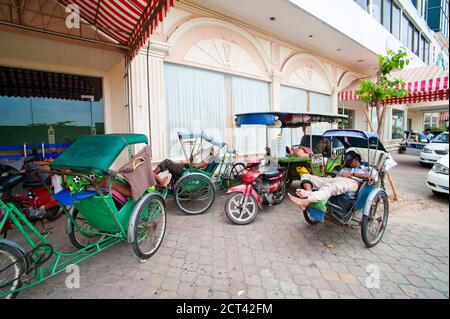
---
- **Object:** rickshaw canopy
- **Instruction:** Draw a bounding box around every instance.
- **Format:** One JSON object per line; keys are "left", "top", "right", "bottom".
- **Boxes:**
{"left": 322, "top": 130, "right": 387, "bottom": 152}
{"left": 178, "top": 131, "right": 226, "bottom": 149}
{"left": 51, "top": 134, "right": 148, "bottom": 172}
{"left": 235, "top": 112, "right": 348, "bottom": 128}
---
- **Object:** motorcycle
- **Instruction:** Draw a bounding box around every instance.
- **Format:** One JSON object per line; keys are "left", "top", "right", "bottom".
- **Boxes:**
{"left": 0, "top": 158, "right": 64, "bottom": 235}
{"left": 224, "top": 161, "right": 286, "bottom": 225}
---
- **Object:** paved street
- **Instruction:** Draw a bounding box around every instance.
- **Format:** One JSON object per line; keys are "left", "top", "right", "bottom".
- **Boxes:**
{"left": 16, "top": 153, "right": 449, "bottom": 299}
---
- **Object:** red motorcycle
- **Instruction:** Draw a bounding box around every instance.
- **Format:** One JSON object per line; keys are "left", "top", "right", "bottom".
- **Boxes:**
{"left": 0, "top": 159, "right": 63, "bottom": 237}
{"left": 224, "top": 161, "right": 286, "bottom": 225}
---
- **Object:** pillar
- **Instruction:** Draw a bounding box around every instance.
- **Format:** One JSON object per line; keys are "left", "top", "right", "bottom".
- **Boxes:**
{"left": 129, "top": 40, "right": 170, "bottom": 161}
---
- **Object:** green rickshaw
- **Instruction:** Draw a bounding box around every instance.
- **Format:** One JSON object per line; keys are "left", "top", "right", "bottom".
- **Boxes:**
{"left": 173, "top": 131, "right": 246, "bottom": 215}
{"left": 0, "top": 134, "right": 167, "bottom": 299}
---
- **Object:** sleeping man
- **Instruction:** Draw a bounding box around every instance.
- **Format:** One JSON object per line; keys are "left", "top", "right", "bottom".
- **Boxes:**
{"left": 288, "top": 151, "right": 378, "bottom": 211}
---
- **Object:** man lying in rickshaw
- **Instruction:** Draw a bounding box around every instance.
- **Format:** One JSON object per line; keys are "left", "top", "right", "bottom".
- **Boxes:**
{"left": 288, "top": 150, "right": 377, "bottom": 211}
{"left": 153, "top": 146, "right": 219, "bottom": 184}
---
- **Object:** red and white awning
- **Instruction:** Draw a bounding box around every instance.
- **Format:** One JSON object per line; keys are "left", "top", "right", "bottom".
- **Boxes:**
{"left": 58, "top": 0, "right": 174, "bottom": 57}
{"left": 339, "top": 65, "right": 449, "bottom": 106}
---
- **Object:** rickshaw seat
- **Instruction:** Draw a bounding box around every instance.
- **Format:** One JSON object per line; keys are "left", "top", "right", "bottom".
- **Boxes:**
{"left": 54, "top": 188, "right": 97, "bottom": 206}
{"left": 261, "top": 168, "right": 282, "bottom": 178}
{"left": 343, "top": 191, "right": 358, "bottom": 200}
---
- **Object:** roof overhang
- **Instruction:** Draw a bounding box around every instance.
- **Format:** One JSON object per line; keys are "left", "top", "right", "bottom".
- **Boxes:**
{"left": 339, "top": 65, "right": 449, "bottom": 106}
{"left": 0, "top": 0, "right": 174, "bottom": 57}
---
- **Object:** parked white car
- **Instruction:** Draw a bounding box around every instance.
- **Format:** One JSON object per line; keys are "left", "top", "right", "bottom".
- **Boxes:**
{"left": 427, "top": 154, "right": 449, "bottom": 195}
{"left": 420, "top": 132, "right": 449, "bottom": 166}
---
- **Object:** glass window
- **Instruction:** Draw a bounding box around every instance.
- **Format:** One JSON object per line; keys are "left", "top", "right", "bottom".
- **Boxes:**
{"left": 310, "top": 92, "right": 332, "bottom": 134}
{"left": 338, "top": 108, "right": 355, "bottom": 129}
{"left": 401, "top": 14, "right": 409, "bottom": 46}
{"left": 419, "top": 35, "right": 425, "bottom": 61}
{"left": 392, "top": 2, "right": 401, "bottom": 39}
{"left": 372, "top": 0, "right": 382, "bottom": 23}
{"left": 280, "top": 86, "right": 307, "bottom": 147}
{"left": 383, "top": 0, "right": 392, "bottom": 31}
{"left": 413, "top": 28, "right": 420, "bottom": 55}
{"left": 164, "top": 63, "right": 227, "bottom": 159}
{"left": 407, "top": 22, "right": 414, "bottom": 51}
{"left": 355, "top": 0, "right": 369, "bottom": 11}
{"left": 424, "top": 41, "right": 430, "bottom": 63}
{"left": 231, "top": 76, "right": 270, "bottom": 155}
{"left": 411, "top": 0, "right": 418, "bottom": 8}
{"left": 392, "top": 109, "right": 405, "bottom": 140}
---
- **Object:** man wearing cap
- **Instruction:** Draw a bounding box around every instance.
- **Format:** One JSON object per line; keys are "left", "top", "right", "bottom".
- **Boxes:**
{"left": 288, "top": 151, "right": 378, "bottom": 211}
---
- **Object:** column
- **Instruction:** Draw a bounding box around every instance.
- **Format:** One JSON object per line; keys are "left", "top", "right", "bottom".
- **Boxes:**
{"left": 270, "top": 70, "right": 282, "bottom": 111}
{"left": 129, "top": 40, "right": 170, "bottom": 161}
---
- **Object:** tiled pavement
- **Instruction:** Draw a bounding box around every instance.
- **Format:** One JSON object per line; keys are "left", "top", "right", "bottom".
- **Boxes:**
{"left": 17, "top": 154, "right": 449, "bottom": 299}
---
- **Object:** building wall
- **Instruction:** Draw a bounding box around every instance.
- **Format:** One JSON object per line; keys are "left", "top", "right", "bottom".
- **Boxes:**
{"left": 129, "top": 5, "right": 367, "bottom": 160}
{"left": 0, "top": 30, "right": 128, "bottom": 135}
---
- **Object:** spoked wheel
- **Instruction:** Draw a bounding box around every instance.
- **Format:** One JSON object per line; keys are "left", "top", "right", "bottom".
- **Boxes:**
{"left": 228, "top": 163, "right": 246, "bottom": 188}
{"left": 361, "top": 190, "right": 389, "bottom": 248}
{"left": 303, "top": 209, "right": 320, "bottom": 225}
{"left": 174, "top": 173, "right": 215, "bottom": 215}
{"left": 0, "top": 243, "right": 26, "bottom": 299}
{"left": 45, "top": 206, "right": 65, "bottom": 222}
{"left": 131, "top": 194, "right": 166, "bottom": 260}
{"left": 67, "top": 207, "right": 105, "bottom": 249}
{"left": 225, "top": 192, "right": 259, "bottom": 225}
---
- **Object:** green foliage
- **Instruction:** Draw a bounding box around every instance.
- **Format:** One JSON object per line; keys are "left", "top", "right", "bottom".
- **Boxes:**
{"left": 357, "top": 48, "right": 410, "bottom": 104}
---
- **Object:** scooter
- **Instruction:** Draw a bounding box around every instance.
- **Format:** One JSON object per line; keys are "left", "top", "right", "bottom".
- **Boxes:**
{"left": 224, "top": 162, "right": 286, "bottom": 225}
{"left": 0, "top": 158, "right": 64, "bottom": 234}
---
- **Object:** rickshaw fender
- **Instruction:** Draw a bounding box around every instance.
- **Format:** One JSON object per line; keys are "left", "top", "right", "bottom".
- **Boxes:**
{"left": 65, "top": 206, "right": 76, "bottom": 235}
{"left": 362, "top": 188, "right": 387, "bottom": 217}
{"left": 127, "top": 192, "right": 166, "bottom": 244}
{"left": 0, "top": 238, "right": 29, "bottom": 271}
{"left": 226, "top": 185, "right": 263, "bottom": 208}
{"left": 0, "top": 239, "right": 27, "bottom": 256}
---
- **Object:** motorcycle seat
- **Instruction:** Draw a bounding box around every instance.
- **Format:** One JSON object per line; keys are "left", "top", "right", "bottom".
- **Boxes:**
{"left": 261, "top": 168, "right": 282, "bottom": 179}
{"left": 0, "top": 175, "right": 23, "bottom": 193}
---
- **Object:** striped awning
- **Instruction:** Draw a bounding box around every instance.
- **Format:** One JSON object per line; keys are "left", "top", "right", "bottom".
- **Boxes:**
{"left": 58, "top": 0, "right": 174, "bottom": 57}
{"left": 339, "top": 65, "right": 449, "bottom": 106}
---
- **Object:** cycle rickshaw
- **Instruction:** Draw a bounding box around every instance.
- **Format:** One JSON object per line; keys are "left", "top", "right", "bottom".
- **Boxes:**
{"left": 173, "top": 131, "right": 246, "bottom": 215}
{"left": 0, "top": 134, "right": 167, "bottom": 299}
{"left": 234, "top": 112, "right": 348, "bottom": 186}
{"left": 302, "top": 129, "right": 393, "bottom": 248}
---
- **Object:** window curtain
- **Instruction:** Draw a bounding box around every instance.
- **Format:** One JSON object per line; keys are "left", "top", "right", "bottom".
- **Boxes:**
{"left": 310, "top": 92, "right": 333, "bottom": 134}
{"left": 231, "top": 76, "right": 270, "bottom": 155}
{"left": 164, "top": 63, "right": 226, "bottom": 159}
{"left": 280, "top": 85, "right": 307, "bottom": 147}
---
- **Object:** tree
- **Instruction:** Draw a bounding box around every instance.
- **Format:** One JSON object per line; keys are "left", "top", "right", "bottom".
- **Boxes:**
{"left": 357, "top": 48, "right": 409, "bottom": 139}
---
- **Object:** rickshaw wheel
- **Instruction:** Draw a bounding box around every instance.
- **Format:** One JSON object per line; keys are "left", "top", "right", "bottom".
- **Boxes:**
{"left": 174, "top": 173, "right": 215, "bottom": 215}
{"left": 67, "top": 208, "right": 105, "bottom": 249}
{"left": 0, "top": 243, "right": 26, "bottom": 299}
{"left": 45, "top": 206, "right": 64, "bottom": 222}
{"left": 224, "top": 192, "right": 259, "bottom": 225}
{"left": 303, "top": 210, "right": 320, "bottom": 225}
{"left": 361, "top": 190, "right": 389, "bottom": 248}
{"left": 132, "top": 194, "right": 166, "bottom": 260}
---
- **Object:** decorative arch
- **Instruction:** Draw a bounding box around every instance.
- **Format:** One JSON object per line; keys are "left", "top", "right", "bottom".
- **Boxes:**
{"left": 337, "top": 70, "right": 363, "bottom": 91}
{"left": 281, "top": 53, "right": 333, "bottom": 94}
{"left": 165, "top": 17, "right": 271, "bottom": 80}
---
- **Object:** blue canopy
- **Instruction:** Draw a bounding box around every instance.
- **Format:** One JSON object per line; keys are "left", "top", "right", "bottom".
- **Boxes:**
{"left": 235, "top": 112, "right": 347, "bottom": 128}
{"left": 323, "top": 130, "right": 386, "bottom": 152}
